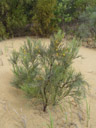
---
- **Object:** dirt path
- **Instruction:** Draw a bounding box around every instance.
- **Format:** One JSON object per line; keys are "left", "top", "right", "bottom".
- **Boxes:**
{"left": 0, "top": 38, "right": 96, "bottom": 128}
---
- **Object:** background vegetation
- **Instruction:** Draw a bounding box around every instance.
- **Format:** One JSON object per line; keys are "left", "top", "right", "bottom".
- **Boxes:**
{"left": 0, "top": 0, "right": 96, "bottom": 39}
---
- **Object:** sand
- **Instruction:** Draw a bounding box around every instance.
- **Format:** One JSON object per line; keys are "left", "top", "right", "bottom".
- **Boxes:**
{"left": 0, "top": 38, "right": 96, "bottom": 128}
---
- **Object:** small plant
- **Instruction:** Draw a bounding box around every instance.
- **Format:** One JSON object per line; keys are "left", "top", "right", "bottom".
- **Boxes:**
{"left": 47, "top": 110, "right": 54, "bottom": 128}
{"left": 59, "top": 104, "right": 68, "bottom": 124}
{"left": 10, "top": 31, "right": 86, "bottom": 112}
{"left": 86, "top": 100, "right": 90, "bottom": 127}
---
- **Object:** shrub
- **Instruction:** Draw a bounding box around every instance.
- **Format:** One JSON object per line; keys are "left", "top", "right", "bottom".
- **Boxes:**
{"left": 31, "top": 0, "right": 58, "bottom": 36}
{"left": 55, "top": 0, "right": 74, "bottom": 24}
{"left": 10, "top": 31, "right": 86, "bottom": 112}
{"left": 0, "top": 0, "right": 34, "bottom": 37}
{"left": 55, "top": 0, "right": 88, "bottom": 25}
{"left": 5, "top": 1, "right": 28, "bottom": 36}
{"left": 0, "top": 0, "right": 96, "bottom": 38}
{"left": 0, "top": 22, "right": 7, "bottom": 40}
{"left": 78, "top": 6, "right": 96, "bottom": 40}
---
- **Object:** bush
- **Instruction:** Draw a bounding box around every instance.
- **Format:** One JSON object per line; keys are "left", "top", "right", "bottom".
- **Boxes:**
{"left": 0, "top": 0, "right": 35, "bottom": 38}
{"left": 10, "top": 31, "right": 86, "bottom": 112}
{"left": 31, "top": 0, "right": 58, "bottom": 36}
{"left": 78, "top": 6, "right": 96, "bottom": 40}
{"left": 55, "top": 0, "right": 88, "bottom": 25}
{"left": 0, "top": 21, "right": 7, "bottom": 40}
{"left": 0, "top": 0, "right": 96, "bottom": 38}
{"left": 55, "top": 0, "right": 74, "bottom": 24}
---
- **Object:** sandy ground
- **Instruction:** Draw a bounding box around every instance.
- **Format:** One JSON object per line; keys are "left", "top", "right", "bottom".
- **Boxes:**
{"left": 0, "top": 38, "right": 96, "bottom": 128}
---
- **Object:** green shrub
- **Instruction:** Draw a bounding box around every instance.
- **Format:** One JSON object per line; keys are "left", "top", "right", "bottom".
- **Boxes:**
{"left": 55, "top": 0, "right": 88, "bottom": 25}
{"left": 55, "top": 0, "right": 74, "bottom": 24}
{"left": 0, "top": 0, "right": 96, "bottom": 38}
{"left": 31, "top": 0, "right": 58, "bottom": 36}
{"left": 78, "top": 6, "right": 96, "bottom": 39}
{"left": 6, "top": 7, "right": 27, "bottom": 36}
{"left": 10, "top": 31, "right": 86, "bottom": 112}
{"left": 0, "top": 21, "right": 7, "bottom": 40}
{"left": 0, "top": 0, "right": 34, "bottom": 37}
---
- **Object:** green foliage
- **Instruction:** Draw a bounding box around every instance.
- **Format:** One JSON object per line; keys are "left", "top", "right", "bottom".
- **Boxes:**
{"left": 6, "top": 6, "right": 27, "bottom": 36}
{"left": 55, "top": 0, "right": 88, "bottom": 24}
{"left": 31, "top": 0, "right": 57, "bottom": 36}
{"left": 78, "top": 6, "right": 96, "bottom": 39}
{"left": 0, "top": 21, "right": 7, "bottom": 40}
{"left": 10, "top": 31, "right": 86, "bottom": 112}
{"left": 0, "top": 0, "right": 96, "bottom": 38}
{"left": 55, "top": 0, "right": 74, "bottom": 23}
{"left": 0, "top": 0, "right": 34, "bottom": 37}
